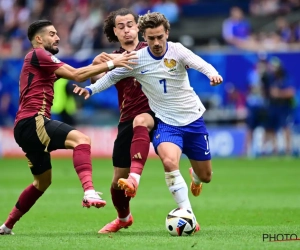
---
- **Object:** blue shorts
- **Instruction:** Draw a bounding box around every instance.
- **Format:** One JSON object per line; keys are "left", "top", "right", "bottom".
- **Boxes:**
{"left": 152, "top": 117, "right": 211, "bottom": 161}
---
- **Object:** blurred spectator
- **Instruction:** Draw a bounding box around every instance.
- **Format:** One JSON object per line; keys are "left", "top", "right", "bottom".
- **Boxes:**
{"left": 152, "top": 0, "right": 179, "bottom": 24}
{"left": 245, "top": 57, "right": 270, "bottom": 157}
{"left": 250, "top": 0, "right": 280, "bottom": 16}
{"left": 264, "top": 57, "right": 295, "bottom": 155}
{"left": 222, "top": 6, "right": 251, "bottom": 47}
{"left": 275, "top": 16, "right": 293, "bottom": 43}
{"left": 131, "top": 0, "right": 151, "bottom": 15}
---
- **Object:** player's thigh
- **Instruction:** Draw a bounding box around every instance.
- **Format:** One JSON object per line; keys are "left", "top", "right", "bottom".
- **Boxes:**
{"left": 157, "top": 142, "right": 182, "bottom": 172}
{"left": 112, "top": 120, "right": 134, "bottom": 168}
{"left": 26, "top": 151, "right": 52, "bottom": 176}
{"left": 14, "top": 116, "right": 53, "bottom": 175}
{"left": 183, "top": 132, "right": 211, "bottom": 162}
{"left": 41, "top": 117, "right": 77, "bottom": 151}
{"left": 183, "top": 132, "right": 212, "bottom": 182}
{"left": 153, "top": 122, "right": 183, "bottom": 171}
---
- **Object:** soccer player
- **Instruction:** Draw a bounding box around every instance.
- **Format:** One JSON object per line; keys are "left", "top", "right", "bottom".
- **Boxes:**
{"left": 0, "top": 20, "right": 137, "bottom": 235}
{"left": 74, "top": 11, "right": 223, "bottom": 230}
{"left": 90, "top": 8, "right": 156, "bottom": 233}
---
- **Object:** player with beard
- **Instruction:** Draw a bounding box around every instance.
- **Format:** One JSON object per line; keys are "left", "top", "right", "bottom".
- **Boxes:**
{"left": 90, "top": 9, "right": 156, "bottom": 234}
{"left": 0, "top": 20, "right": 137, "bottom": 235}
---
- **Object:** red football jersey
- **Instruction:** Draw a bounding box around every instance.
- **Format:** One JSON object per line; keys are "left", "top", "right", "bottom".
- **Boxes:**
{"left": 14, "top": 48, "right": 65, "bottom": 126}
{"left": 113, "top": 42, "right": 151, "bottom": 122}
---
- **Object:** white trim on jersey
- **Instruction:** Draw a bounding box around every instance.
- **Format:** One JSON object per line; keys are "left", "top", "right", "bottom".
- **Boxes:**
{"left": 88, "top": 42, "right": 219, "bottom": 126}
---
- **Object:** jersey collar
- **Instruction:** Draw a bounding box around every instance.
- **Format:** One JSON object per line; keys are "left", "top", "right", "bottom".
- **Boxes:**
{"left": 147, "top": 42, "right": 168, "bottom": 60}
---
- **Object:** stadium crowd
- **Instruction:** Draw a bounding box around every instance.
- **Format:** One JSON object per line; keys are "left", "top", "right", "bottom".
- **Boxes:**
{"left": 0, "top": 0, "right": 300, "bottom": 58}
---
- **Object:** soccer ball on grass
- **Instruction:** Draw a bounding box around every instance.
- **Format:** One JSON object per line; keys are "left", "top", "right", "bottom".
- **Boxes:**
{"left": 165, "top": 208, "right": 197, "bottom": 236}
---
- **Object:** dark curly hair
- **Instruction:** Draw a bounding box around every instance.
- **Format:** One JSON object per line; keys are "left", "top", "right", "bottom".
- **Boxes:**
{"left": 103, "top": 8, "right": 138, "bottom": 43}
{"left": 27, "top": 20, "right": 53, "bottom": 42}
{"left": 138, "top": 11, "right": 170, "bottom": 35}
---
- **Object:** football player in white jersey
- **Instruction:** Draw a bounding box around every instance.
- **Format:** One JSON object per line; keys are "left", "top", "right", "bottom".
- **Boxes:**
{"left": 74, "top": 11, "right": 222, "bottom": 231}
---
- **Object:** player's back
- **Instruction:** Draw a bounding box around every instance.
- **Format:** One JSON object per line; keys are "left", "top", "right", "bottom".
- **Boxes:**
{"left": 113, "top": 42, "right": 150, "bottom": 122}
{"left": 15, "top": 48, "right": 64, "bottom": 126}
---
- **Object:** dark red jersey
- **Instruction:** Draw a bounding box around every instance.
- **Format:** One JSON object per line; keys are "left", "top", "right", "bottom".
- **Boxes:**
{"left": 14, "top": 48, "right": 65, "bottom": 126}
{"left": 113, "top": 42, "right": 151, "bottom": 122}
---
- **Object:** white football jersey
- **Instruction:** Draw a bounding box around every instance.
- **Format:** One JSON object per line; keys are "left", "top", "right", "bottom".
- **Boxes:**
{"left": 88, "top": 42, "right": 219, "bottom": 126}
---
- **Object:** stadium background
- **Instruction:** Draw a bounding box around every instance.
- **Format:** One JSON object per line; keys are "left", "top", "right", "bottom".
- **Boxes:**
{"left": 0, "top": 1, "right": 300, "bottom": 249}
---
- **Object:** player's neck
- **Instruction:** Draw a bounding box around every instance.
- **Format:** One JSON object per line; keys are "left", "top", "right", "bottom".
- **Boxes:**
{"left": 120, "top": 39, "right": 140, "bottom": 52}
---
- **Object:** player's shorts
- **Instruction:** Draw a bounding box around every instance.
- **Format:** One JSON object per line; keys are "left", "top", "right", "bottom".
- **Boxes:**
{"left": 152, "top": 117, "right": 211, "bottom": 161}
{"left": 112, "top": 110, "right": 156, "bottom": 168}
{"left": 14, "top": 114, "right": 75, "bottom": 175}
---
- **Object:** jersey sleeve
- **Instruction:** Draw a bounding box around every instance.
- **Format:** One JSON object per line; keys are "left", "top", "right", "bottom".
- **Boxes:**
{"left": 175, "top": 42, "right": 219, "bottom": 78}
{"left": 87, "top": 66, "right": 134, "bottom": 95}
{"left": 34, "top": 49, "right": 65, "bottom": 74}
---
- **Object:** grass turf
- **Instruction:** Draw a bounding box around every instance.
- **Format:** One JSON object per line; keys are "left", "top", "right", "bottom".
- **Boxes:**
{"left": 0, "top": 157, "right": 299, "bottom": 250}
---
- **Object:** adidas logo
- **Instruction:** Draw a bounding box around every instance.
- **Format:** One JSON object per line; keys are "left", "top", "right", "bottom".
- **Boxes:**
{"left": 133, "top": 152, "right": 142, "bottom": 159}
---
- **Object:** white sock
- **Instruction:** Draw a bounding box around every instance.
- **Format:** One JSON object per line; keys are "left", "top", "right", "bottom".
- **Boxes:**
{"left": 118, "top": 213, "right": 131, "bottom": 222}
{"left": 129, "top": 173, "right": 141, "bottom": 184}
{"left": 191, "top": 169, "right": 202, "bottom": 185}
{"left": 165, "top": 170, "right": 193, "bottom": 213}
{"left": 84, "top": 189, "right": 96, "bottom": 196}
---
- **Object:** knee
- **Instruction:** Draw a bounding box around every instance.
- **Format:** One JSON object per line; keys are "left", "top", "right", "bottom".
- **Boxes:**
{"left": 77, "top": 134, "right": 91, "bottom": 145}
{"left": 162, "top": 157, "right": 178, "bottom": 172}
{"left": 200, "top": 171, "right": 212, "bottom": 183}
{"left": 133, "top": 115, "right": 147, "bottom": 127}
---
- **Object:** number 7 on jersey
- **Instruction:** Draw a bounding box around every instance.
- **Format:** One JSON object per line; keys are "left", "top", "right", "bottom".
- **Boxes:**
{"left": 159, "top": 79, "right": 167, "bottom": 93}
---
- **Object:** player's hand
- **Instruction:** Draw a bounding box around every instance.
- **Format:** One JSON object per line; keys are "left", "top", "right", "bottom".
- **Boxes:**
{"left": 92, "top": 53, "right": 115, "bottom": 65}
{"left": 113, "top": 51, "right": 138, "bottom": 70}
{"left": 73, "top": 84, "right": 91, "bottom": 100}
{"left": 210, "top": 75, "right": 223, "bottom": 86}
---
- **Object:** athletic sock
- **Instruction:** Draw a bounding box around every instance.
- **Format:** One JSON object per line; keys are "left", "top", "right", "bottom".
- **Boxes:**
{"left": 165, "top": 170, "right": 193, "bottom": 213}
{"left": 5, "top": 184, "right": 44, "bottom": 229}
{"left": 191, "top": 169, "right": 202, "bottom": 185}
{"left": 130, "top": 126, "right": 150, "bottom": 183}
{"left": 73, "top": 144, "right": 94, "bottom": 192}
{"left": 110, "top": 186, "right": 131, "bottom": 219}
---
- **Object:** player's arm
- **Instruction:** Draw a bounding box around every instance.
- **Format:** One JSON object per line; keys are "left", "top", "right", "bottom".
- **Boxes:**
{"left": 90, "top": 53, "right": 120, "bottom": 84}
{"left": 73, "top": 65, "right": 135, "bottom": 100}
{"left": 176, "top": 43, "right": 223, "bottom": 86}
{"left": 54, "top": 52, "right": 137, "bottom": 83}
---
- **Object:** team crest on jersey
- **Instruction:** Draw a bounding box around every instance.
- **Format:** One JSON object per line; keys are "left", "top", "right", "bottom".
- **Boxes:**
{"left": 51, "top": 55, "right": 61, "bottom": 63}
{"left": 164, "top": 58, "right": 177, "bottom": 72}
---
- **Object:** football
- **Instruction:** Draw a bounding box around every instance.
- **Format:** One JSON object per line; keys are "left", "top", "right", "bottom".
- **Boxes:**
{"left": 165, "top": 208, "right": 197, "bottom": 236}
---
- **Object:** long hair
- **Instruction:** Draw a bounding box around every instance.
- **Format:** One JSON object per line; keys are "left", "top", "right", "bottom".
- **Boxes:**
{"left": 27, "top": 20, "right": 52, "bottom": 41}
{"left": 103, "top": 8, "right": 138, "bottom": 43}
{"left": 138, "top": 11, "right": 170, "bottom": 35}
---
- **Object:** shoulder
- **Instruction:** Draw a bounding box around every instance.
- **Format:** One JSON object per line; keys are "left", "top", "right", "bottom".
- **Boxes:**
{"left": 137, "top": 42, "right": 148, "bottom": 50}
{"left": 168, "top": 42, "right": 184, "bottom": 49}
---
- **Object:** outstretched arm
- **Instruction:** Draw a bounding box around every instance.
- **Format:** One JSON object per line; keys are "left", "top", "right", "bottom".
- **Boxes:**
{"left": 176, "top": 43, "right": 223, "bottom": 86}
{"left": 55, "top": 52, "right": 137, "bottom": 83}
{"left": 73, "top": 63, "right": 135, "bottom": 99}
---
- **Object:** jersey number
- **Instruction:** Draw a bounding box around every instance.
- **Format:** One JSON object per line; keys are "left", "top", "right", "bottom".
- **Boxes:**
{"left": 159, "top": 79, "right": 167, "bottom": 93}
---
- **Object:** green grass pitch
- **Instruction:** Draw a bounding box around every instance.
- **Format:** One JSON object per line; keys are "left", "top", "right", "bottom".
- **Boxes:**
{"left": 0, "top": 157, "right": 300, "bottom": 250}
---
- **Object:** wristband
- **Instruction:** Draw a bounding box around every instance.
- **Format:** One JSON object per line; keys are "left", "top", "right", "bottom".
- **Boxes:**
{"left": 106, "top": 60, "right": 114, "bottom": 70}
{"left": 85, "top": 87, "right": 92, "bottom": 95}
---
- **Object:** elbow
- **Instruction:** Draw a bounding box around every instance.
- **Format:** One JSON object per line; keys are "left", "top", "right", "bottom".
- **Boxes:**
{"left": 73, "top": 72, "right": 85, "bottom": 83}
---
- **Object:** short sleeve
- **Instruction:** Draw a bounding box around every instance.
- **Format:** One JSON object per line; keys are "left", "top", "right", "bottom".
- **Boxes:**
{"left": 33, "top": 49, "right": 65, "bottom": 74}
